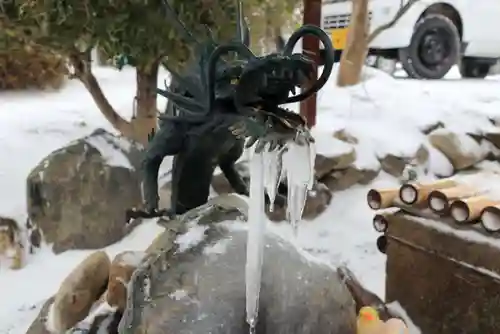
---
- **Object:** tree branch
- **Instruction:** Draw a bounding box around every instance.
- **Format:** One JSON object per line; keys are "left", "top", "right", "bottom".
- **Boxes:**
{"left": 68, "top": 51, "right": 134, "bottom": 139}
{"left": 366, "top": 0, "right": 420, "bottom": 44}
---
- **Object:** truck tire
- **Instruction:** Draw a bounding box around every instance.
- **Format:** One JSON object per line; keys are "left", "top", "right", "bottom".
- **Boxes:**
{"left": 399, "top": 14, "right": 460, "bottom": 79}
{"left": 459, "top": 57, "right": 491, "bottom": 78}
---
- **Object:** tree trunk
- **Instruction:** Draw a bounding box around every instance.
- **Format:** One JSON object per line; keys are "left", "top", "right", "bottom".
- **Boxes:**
{"left": 70, "top": 52, "right": 159, "bottom": 146}
{"left": 131, "top": 62, "right": 160, "bottom": 145}
{"left": 336, "top": 0, "right": 369, "bottom": 87}
{"left": 81, "top": 73, "right": 135, "bottom": 138}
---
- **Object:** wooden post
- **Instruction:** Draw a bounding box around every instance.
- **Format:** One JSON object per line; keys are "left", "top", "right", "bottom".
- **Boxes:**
{"left": 300, "top": 0, "right": 321, "bottom": 128}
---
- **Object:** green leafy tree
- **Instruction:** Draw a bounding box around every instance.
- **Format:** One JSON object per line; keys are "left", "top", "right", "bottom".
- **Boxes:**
{"left": 0, "top": 0, "right": 300, "bottom": 144}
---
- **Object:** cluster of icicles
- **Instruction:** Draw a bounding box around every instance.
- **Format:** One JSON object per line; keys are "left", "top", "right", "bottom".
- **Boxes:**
{"left": 245, "top": 139, "right": 316, "bottom": 332}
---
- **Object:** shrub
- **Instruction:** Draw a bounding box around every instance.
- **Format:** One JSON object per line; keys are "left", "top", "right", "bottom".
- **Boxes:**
{"left": 0, "top": 44, "right": 67, "bottom": 90}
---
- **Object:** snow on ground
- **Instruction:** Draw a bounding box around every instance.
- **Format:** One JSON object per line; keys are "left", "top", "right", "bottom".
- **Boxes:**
{"left": 2, "top": 63, "right": 500, "bottom": 333}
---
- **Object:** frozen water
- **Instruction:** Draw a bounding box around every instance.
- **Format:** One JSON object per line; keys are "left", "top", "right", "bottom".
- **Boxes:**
{"left": 245, "top": 137, "right": 315, "bottom": 331}
{"left": 245, "top": 149, "right": 266, "bottom": 330}
{"left": 282, "top": 140, "right": 316, "bottom": 234}
{"left": 262, "top": 145, "right": 283, "bottom": 212}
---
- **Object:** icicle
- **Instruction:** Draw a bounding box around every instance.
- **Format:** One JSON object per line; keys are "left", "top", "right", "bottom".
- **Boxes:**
{"left": 282, "top": 139, "right": 315, "bottom": 234}
{"left": 245, "top": 147, "right": 267, "bottom": 331}
{"left": 262, "top": 144, "right": 283, "bottom": 212}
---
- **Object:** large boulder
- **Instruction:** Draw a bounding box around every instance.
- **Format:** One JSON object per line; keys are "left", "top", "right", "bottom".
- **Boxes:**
{"left": 119, "top": 196, "right": 357, "bottom": 334}
{"left": 26, "top": 129, "right": 144, "bottom": 253}
{"left": 26, "top": 251, "right": 111, "bottom": 334}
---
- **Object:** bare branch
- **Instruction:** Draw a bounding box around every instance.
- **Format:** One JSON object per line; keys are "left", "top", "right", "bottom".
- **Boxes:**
{"left": 366, "top": 0, "right": 420, "bottom": 44}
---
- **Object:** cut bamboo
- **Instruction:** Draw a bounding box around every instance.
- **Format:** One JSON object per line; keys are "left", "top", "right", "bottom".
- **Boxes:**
{"left": 449, "top": 196, "right": 498, "bottom": 224}
{"left": 367, "top": 188, "right": 399, "bottom": 210}
{"left": 373, "top": 214, "right": 389, "bottom": 232}
{"left": 480, "top": 205, "right": 500, "bottom": 233}
{"left": 399, "top": 179, "right": 457, "bottom": 205}
{"left": 427, "top": 185, "right": 479, "bottom": 215}
{"left": 376, "top": 235, "right": 387, "bottom": 254}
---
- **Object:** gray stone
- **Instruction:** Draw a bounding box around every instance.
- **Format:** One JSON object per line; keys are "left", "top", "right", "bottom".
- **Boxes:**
{"left": 26, "top": 128, "right": 144, "bottom": 253}
{"left": 119, "top": 196, "right": 357, "bottom": 334}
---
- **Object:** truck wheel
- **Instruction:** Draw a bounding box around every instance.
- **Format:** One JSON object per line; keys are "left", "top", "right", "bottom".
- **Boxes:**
{"left": 399, "top": 14, "right": 460, "bottom": 79}
{"left": 459, "top": 58, "right": 491, "bottom": 78}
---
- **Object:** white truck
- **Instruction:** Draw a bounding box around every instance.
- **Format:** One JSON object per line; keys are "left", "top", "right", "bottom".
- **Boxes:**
{"left": 321, "top": 0, "right": 500, "bottom": 79}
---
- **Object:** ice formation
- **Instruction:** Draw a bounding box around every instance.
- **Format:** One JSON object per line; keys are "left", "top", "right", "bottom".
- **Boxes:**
{"left": 245, "top": 137, "right": 316, "bottom": 332}
{"left": 282, "top": 140, "right": 316, "bottom": 233}
{"left": 245, "top": 150, "right": 266, "bottom": 330}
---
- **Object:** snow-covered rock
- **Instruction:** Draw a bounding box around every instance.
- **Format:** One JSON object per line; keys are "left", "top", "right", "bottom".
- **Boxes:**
{"left": 119, "top": 203, "right": 357, "bottom": 334}
{"left": 25, "top": 128, "right": 144, "bottom": 253}
{"left": 428, "top": 129, "right": 491, "bottom": 171}
{"left": 30, "top": 251, "right": 111, "bottom": 333}
{"left": 106, "top": 251, "right": 145, "bottom": 311}
{"left": 0, "top": 216, "right": 24, "bottom": 270}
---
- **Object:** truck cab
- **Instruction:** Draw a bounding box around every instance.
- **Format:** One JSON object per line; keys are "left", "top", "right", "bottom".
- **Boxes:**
{"left": 321, "top": 0, "right": 500, "bottom": 79}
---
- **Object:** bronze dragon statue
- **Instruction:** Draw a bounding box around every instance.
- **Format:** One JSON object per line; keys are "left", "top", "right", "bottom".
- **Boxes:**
{"left": 126, "top": 0, "right": 335, "bottom": 221}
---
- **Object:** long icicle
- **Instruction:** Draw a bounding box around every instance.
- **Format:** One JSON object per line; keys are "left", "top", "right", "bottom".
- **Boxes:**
{"left": 245, "top": 146, "right": 266, "bottom": 331}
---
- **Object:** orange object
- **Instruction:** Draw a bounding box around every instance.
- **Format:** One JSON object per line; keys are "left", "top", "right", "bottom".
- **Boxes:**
{"left": 357, "top": 306, "right": 382, "bottom": 334}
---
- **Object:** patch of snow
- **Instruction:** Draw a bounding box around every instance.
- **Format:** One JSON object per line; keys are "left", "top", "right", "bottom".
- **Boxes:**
{"left": 85, "top": 134, "right": 133, "bottom": 170}
{"left": 426, "top": 144, "right": 454, "bottom": 177}
{"left": 410, "top": 214, "right": 500, "bottom": 249}
{"left": 386, "top": 301, "right": 421, "bottom": 334}
{"left": 450, "top": 204, "right": 469, "bottom": 222}
{"left": 75, "top": 301, "right": 116, "bottom": 330}
{"left": 203, "top": 238, "right": 230, "bottom": 255}
{"left": 481, "top": 211, "right": 500, "bottom": 232}
{"left": 400, "top": 186, "right": 416, "bottom": 204}
{"left": 44, "top": 302, "right": 60, "bottom": 333}
{"left": 169, "top": 289, "right": 189, "bottom": 301}
{"left": 175, "top": 223, "right": 208, "bottom": 253}
{"left": 116, "top": 251, "right": 145, "bottom": 267}
{"left": 310, "top": 128, "right": 353, "bottom": 158}
{"left": 429, "top": 196, "right": 446, "bottom": 212}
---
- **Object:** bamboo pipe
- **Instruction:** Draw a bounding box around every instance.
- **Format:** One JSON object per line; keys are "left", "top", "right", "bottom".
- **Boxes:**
{"left": 449, "top": 196, "right": 498, "bottom": 224}
{"left": 367, "top": 188, "right": 399, "bottom": 210}
{"left": 480, "top": 205, "right": 500, "bottom": 233}
{"left": 399, "top": 179, "right": 456, "bottom": 206}
{"left": 373, "top": 214, "right": 389, "bottom": 232}
{"left": 427, "top": 185, "right": 479, "bottom": 215}
{"left": 376, "top": 235, "right": 387, "bottom": 254}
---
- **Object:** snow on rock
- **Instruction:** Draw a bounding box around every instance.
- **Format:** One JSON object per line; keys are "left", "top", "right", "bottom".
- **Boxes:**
{"left": 386, "top": 301, "right": 422, "bottom": 334}
{"left": 175, "top": 223, "right": 209, "bottom": 253}
{"left": 312, "top": 127, "right": 354, "bottom": 158}
{"left": 424, "top": 142, "right": 454, "bottom": 177}
{"left": 429, "top": 128, "right": 491, "bottom": 170}
{"left": 25, "top": 128, "right": 144, "bottom": 254}
{"left": 84, "top": 129, "right": 138, "bottom": 170}
{"left": 203, "top": 238, "right": 231, "bottom": 255}
{"left": 106, "top": 251, "right": 146, "bottom": 311}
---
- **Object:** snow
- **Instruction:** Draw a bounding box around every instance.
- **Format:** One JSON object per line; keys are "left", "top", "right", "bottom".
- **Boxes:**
{"left": 84, "top": 131, "right": 134, "bottom": 170}
{"left": 3, "top": 62, "right": 500, "bottom": 332}
{"left": 386, "top": 301, "right": 421, "bottom": 334}
{"left": 311, "top": 128, "right": 353, "bottom": 158}
{"left": 116, "top": 251, "right": 145, "bottom": 267}
{"left": 175, "top": 222, "right": 209, "bottom": 253}
{"left": 481, "top": 210, "right": 500, "bottom": 232}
